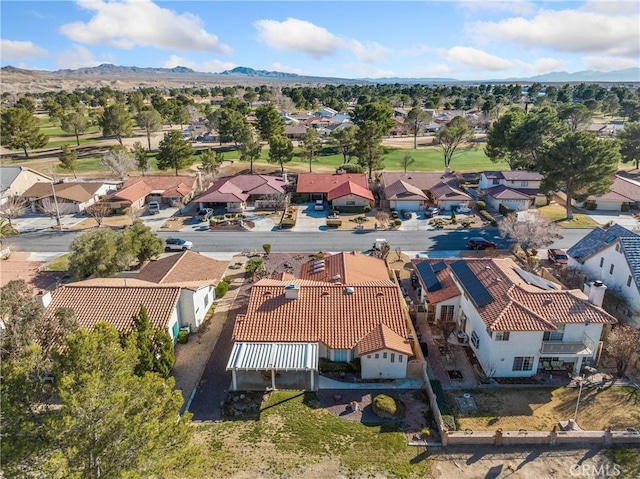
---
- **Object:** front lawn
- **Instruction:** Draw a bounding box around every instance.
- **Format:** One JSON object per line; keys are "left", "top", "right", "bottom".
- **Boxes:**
{"left": 193, "top": 391, "right": 429, "bottom": 478}
{"left": 446, "top": 386, "right": 640, "bottom": 431}
{"left": 537, "top": 203, "right": 600, "bottom": 228}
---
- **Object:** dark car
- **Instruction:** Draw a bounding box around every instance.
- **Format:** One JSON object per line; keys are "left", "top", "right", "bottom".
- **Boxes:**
{"left": 425, "top": 207, "right": 440, "bottom": 218}
{"left": 467, "top": 237, "right": 497, "bottom": 250}
{"left": 195, "top": 208, "right": 213, "bottom": 222}
{"left": 548, "top": 248, "right": 569, "bottom": 265}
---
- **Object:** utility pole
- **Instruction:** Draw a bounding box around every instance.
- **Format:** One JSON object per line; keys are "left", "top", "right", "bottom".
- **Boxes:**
{"left": 50, "top": 181, "right": 61, "bottom": 230}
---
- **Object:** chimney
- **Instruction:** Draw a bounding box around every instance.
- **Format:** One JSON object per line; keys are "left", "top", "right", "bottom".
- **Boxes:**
{"left": 583, "top": 281, "right": 606, "bottom": 307}
{"left": 36, "top": 290, "right": 52, "bottom": 308}
{"left": 284, "top": 283, "right": 300, "bottom": 300}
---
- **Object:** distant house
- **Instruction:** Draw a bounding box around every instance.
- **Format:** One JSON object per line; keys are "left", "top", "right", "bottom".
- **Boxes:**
{"left": 283, "top": 124, "right": 308, "bottom": 139}
{"left": 0, "top": 166, "right": 51, "bottom": 205}
{"left": 412, "top": 257, "right": 616, "bottom": 378}
{"left": 479, "top": 171, "right": 546, "bottom": 209}
{"left": 21, "top": 181, "right": 113, "bottom": 214}
{"left": 296, "top": 172, "right": 370, "bottom": 203}
{"left": 314, "top": 107, "right": 338, "bottom": 118}
{"left": 106, "top": 175, "right": 199, "bottom": 211}
{"left": 581, "top": 175, "right": 640, "bottom": 211}
{"left": 227, "top": 252, "right": 416, "bottom": 391}
{"left": 194, "top": 174, "right": 287, "bottom": 212}
{"left": 136, "top": 250, "right": 229, "bottom": 331}
{"left": 586, "top": 122, "right": 625, "bottom": 137}
{"left": 210, "top": 95, "right": 225, "bottom": 106}
{"left": 567, "top": 224, "right": 640, "bottom": 328}
{"left": 380, "top": 172, "right": 471, "bottom": 211}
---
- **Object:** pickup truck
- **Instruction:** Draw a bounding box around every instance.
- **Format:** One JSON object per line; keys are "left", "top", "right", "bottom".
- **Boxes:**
{"left": 195, "top": 208, "right": 213, "bottom": 222}
{"left": 148, "top": 201, "right": 160, "bottom": 215}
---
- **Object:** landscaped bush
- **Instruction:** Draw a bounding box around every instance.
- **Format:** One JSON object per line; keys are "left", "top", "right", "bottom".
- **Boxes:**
{"left": 177, "top": 330, "right": 189, "bottom": 344}
{"left": 262, "top": 244, "right": 271, "bottom": 255}
{"left": 372, "top": 394, "right": 406, "bottom": 418}
{"left": 476, "top": 200, "right": 486, "bottom": 211}
{"left": 313, "top": 251, "right": 325, "bottom": 259}
{"left": 391, "top": 211, "right": 399, "bottom": 219}
{"left": 215, "top": 281, "right": 229, "bottom": 298}
{"left": 499, "top": 203, "right": 514, "bottom": 216}
{"left": 479, "top": 210, "right": 497, "bottom": 226}
{"left": 333, "top": 205, "right": 368, "bottom": 214}
{"left": 461, "top": 220, "right": 472, "bottom": 228}
{"left": 337, "top": 164, "right": 364, "bottom": 174}
{"left": 585, "top": 202, "right": 598, "bottom": 211}
{"left": 621, "top": 203, "right": 630, "bottom": 212}
{"left": 326, "top": 219, "right": 342, "bottom": 228}
{"left": 318, "top": 358, "right": 355, "bottom": 373}
{"left": 364, "top": 205, "right": 371, "bottom": 213}
{"left": 394, "top": 219, "right": 402, "bottom": 227}
{"left": 289, "top": 193, "right": 307, "bottom": 204}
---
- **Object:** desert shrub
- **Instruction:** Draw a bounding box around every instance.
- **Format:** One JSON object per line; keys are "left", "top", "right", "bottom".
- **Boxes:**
{"left": 621, "top": 203, "right": 630, "bottom": 212}
{"left": 461, "top": 220, "right": 472, "bottom": 228}
{"left": 364, "top": 205, "right": 371, "bottom": 213}
{"left": 391, "top": 211, "right": 399, "bottom": 218}
{"left": 476, "top": 200, "right": 486, "bottom": 211}
{"left": 215, "top": 281, "right": 229, "bottom": 298}
{"left": 372, "top": 394, "right": 406, "bottom": 418}
{"left": 394, "top": 219, "right": 402, "bottom": 226}
{"left": 326, "top": 219, "right": 342, "bottom": 227}
{"left": 318, "top": 358, "right": 355, "bottom": 372}
{"left": 313, "top": 251, "right": 325, "bottom": 259}
{"left": 262, "top": 244, "right": 271, "bottom": 255}
{"left": 177, "top": 330, "right": 189, "bottom": 344}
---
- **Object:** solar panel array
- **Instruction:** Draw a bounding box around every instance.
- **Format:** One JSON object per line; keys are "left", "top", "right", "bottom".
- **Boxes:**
{"left": 450, "top": 261, "right": 494, "bottom": 307}
{"left": 432, "top": 261, "right": 447, "bottom": 273}
{"left": 415, "top": 261, "right": 442, "bottom": 292}
{"left": 513, "top": 267, "right": 558, "bottom": 291}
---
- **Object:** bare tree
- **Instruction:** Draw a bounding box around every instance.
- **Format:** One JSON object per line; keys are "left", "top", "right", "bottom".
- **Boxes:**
{"left": 371, "top": 240, "right": 390, "bottom": 261}
{"left": 39, "top": 198, "right": 72, "bottom": 225}
{"left": 0, "top": 196, "right": 27, "bottom": 227}
{"left": 434, "top": 320, "right": 457, "bottom": 354}
{"left": 86, "top": 200, "right": 111, "bottom": 227}
{"left": 375, "top": 211, "right": 389, "bottom": 229}
{"left": 605, "top": 325, "right": 640, "bottom": 377}
{"left": 101, "top": 146, "right": 135, "bottom": 180}
{"left": 262, "top": 192, "right": 288, "bottom": 213}
{"left": 499, "top": 212, "right": 560, "bottom": 271}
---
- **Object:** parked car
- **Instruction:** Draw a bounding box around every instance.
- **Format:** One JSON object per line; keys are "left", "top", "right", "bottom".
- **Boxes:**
{"left": 456, "top": 204, "right": 472, "bottom": 214}
{"left": 148, "top": 201, "right": 160, "bottom": 215}
{"left": 165, "top": 238, "right": 193, "bottom": 251}
{"left": 314, "top": 200, "right": 325, "bottom": 211}
{"left": 195, "top": 208, "right": 213, "bottom": 222}
{"left": 548, "top": 248, "right": 569, "bottom": 265}
{"left": 425, "top": 207, "right": 440, "bottom": 218}
{"left": 467, "top": 237, "right": 497, "bottom": 250}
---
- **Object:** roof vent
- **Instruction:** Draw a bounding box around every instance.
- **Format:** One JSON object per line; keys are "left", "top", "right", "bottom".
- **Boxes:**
{"left": 544, "top": 297, "right": 553, "bottom": 304}
{"left": 332, "top": 274, "right": 341, "bottom": 280}
{"left": 345, "top": 287, "right": 355, "bottom": 295}
{"left": 284, "top": 284, "right": 300, "bottom": 300}
{"left": 263, "top": 291, "right": 273, "bottom": 297}
{"left": 594, "top": 280, "right": 604, "bottom": 287}
{"left": 321, "top": 291, "right": 330, "bottom": 297}
{"left": 376, "top": 291, "right": 384, "bottom": 297}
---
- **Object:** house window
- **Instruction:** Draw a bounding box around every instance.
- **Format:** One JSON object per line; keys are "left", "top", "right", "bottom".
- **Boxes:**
{"left": 609, "top": 264, "right": 614, "bottom": 275}
{"left": 399, "top": 355, "right": 403, "bottom": 363}
{"left": 520, "top": 181, "right": 529, "bottom": 187}
{"left": 599, "top": 257, "right": 604, "bottom": 268}
{"left": 204, "top": 295, "right": 209, "bottom": 307}
{"left": 470, "top": 331, "right": 480, "bottom": 349}
{"left": 628, "top": 275, "right": 633, "bottom": 287}
{"left": 391, "top": 353, "right": 395, "bottom": 363}
{"left": 615, "top": 244, "right": 621, "bottom": 253}
{"left": 543, "top": 324, "right": 565, "bottom": 342}
{"left": 333, "top": 349, "right": 348, "bottom": 362}
{"left": 512, "top": 356, "right": 534, "bottom": 371}
{"left": 495, "top": 332, "right": 510, "bottom": 341}
{"left": 492, "top": 179, "right": 500, "bottom": 185}
{"left": 375, "top": 353, "right": 379, "bottom": 359}
{"left": 440, "top": 305, "right": 454, "bottom": 321}
{"left": 367, "top": 355, "right": 371, "bottom": 359}
{"left": 383, "top": 352, "right": 388, "bottom": 359}
{"left": 346, "top": 201, "right": 356, "bottom": 206}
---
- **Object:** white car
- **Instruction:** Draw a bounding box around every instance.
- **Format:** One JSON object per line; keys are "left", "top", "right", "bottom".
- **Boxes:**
{"left": 165, "top": 238, "right": 193, "bottom": 251}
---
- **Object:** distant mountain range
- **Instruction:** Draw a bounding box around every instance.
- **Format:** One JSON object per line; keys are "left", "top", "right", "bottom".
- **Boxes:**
{"left": 1, "top": 64, "right": 638, "bottom": 91}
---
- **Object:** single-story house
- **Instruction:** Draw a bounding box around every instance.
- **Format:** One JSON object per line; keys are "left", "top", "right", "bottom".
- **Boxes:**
{"left": 135, "top": 250, "right": 229, "bottom": 331}
{"left": 296, "top": 172, "right": 369, "bottom": 203}
{"left": 327, "top": 181, "right": 374, "bottom": 208}
{"left": 106, "top": 175, "right": 199, "bottom": 211}
{"left": 194, "top": 175, "right": 287, "bottom": 212}
{"left": 380, "top": 172, "right": 472, "bottom": 211}
{"left": 0, "top": 166, "right": 52, "bottom": 205}
{"left": 383, "top": 180, "right": 429, "bottom": 211}
{"left": 412, "top": 257, "right": 617, "bottom": 378}
{"left": 283, "top": 124, "right": 308, "bottom": 139}
{"left": 581, "top": 176, "right": 640, "bottom": 211}
{"left": 21, "top": 181, "right": 113, "bottom": 214}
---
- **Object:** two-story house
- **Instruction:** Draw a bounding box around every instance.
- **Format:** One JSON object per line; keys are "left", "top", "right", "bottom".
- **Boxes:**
{"left": 567, "top": 224, "right": 640, "bottom": 328}
{"left": 412, "top": 257, "right": 617, "bottom": 378}
{"left": 479, "top": 171, "right": 546, "bottom": 211}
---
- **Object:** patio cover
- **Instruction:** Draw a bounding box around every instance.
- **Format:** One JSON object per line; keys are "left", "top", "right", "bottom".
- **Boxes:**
{"left": 226, "top": 342, "right": 319, "bottom": 371}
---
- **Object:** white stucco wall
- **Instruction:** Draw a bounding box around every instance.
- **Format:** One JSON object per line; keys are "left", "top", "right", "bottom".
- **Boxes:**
{"left": 360, "top": 349, "right": 408, "bottom": 379}
{"left": 332, "top": 194, "right": 371, "bottom": 207}
{"left": 177, "top": 285, "right": 215, "bottom": 331}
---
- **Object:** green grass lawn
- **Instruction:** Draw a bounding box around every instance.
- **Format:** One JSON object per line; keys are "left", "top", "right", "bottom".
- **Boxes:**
{"left": 605, "top": 447, "right": 640, "bottom": 479}
{"left": 195, "top": 391, "right": 429, "bottom": 478}
{"left": 41, "top": 254, "right": 70, "bottom": 271}
{"left": 537, "top": 203, "right": 601, "bottom": 228}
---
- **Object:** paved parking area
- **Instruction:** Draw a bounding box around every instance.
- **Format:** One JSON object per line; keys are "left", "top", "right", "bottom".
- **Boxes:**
{"left": 292, "top": 203, "right": 327, "bottom": 232}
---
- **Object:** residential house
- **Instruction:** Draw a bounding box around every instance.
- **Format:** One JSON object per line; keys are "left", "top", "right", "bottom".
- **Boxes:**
{"left": 567, "top": 224, "right": 640, "bottom": 328}
{"left": 412, "top": 257, "right": 617, "bottom": 378}
{"left": 581, "top": 175, "right": 640, "bottom": 211}
{"left": 42, "top": 278, "right": 184, "bottom": 342}
{"left": 314, "top": 107, "right": 338, "bottom": 118}
{"left": 326, "top": 181, "right": 374, "bottom": 208}
{"left": 283, "top": 124, "right": 308, "bottom": 139}
{"left": 21, "top": 181, "right": 113, "bottom": 214}
{"left": 106, "top": 175, "right": 199, "bottom": 211}
{"left": 195, "top": 174, "right": 287, "bottom": 212}
{"left": 227, "top": 252, "right": 416, "bottom": 391}
{"left": 296, "top": 172, "right": 370, "bottom": 204}
{"left": 0, "top": 166, "right": 51, "bottom": 205}
{"left": 479, "top": 171, "right": 546, "bottom": 210}
{"left": 380, "top": 172, "right": 472, "bottom": 211}
{"left": 585, "top": 122, "right": 625, "bottom": 137}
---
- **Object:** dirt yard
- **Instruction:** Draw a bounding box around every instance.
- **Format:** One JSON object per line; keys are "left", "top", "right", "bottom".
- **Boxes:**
{"left": 447, "top": 387, "right": 640, "bottom": 431}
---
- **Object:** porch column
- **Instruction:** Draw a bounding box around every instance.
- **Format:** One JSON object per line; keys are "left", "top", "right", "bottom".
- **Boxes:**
{"left": 271, "top": 369, "right": 276, "bottom": 390}
{"left": 231, "top": 370, "right": 237, "bottom": 391}
{"left": 575, "top": 357, "right": 584, "bottom": 373}
{"left": 310, "top": 370, "right": 314, "bottom": 391}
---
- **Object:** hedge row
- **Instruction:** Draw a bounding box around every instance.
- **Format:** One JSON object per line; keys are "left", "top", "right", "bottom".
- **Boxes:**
{"left": 479, "top": 210, "right": 497, "bottom": 226}
{"left": 326, "top": 219, "right": 342, "bottom": 227}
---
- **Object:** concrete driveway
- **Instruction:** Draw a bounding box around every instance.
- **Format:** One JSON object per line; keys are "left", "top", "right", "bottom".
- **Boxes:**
{"left": 581, "top": 209, "right": 639, "bottom": 229}
{"left": 137, "top": 204, "right": 181, "bottom": 231}
{"left": 293, "top": 203, "right": 327, "bottom": 232}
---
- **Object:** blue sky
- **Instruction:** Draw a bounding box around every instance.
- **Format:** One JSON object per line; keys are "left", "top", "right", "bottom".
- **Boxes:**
{"left": 1, "top": 0, "right": 639, "bottom": 80}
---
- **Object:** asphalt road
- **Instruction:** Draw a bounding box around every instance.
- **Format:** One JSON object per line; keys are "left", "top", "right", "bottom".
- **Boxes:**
{"left": 4, "top": 228, "right": 591, "bottom": 254}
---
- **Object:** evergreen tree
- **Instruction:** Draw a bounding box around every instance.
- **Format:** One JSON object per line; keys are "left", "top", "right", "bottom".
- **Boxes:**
{"left": 156, "top": 130, "right": 195, "bottom": 175}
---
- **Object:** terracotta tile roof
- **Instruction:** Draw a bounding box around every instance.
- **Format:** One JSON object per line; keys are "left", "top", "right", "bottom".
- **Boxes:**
{"left": 107, "top": 181, "right": 153, "bottom": 204}
{"left": 296, "top": 173, "right": 368, "bottom": 194}
{"left": 299, "top": 252, "right": 391, "bottom": 284}
{"left": 136, "top": 251, "right": 229, "bottom": 289}
{"left": 233, "top": 279, "right": 409, "bottom": 350}
{"left": 356, "top": 323, "right": 413, "bottom": 356}
{"left": 161, "top": 183, "right": 193, "bottom": 198}
{"left": 384, "top": 180, "right": 428, "bottom": 201}
{"left": 327, "top": 181, "right": 374, "bottom": 201}
{"left": 48, "top": 278, "right": 181, "bottom": 332}
{"left": 412, "top": 259, "right": 461, "bottom": 303}
{"left": 587, "top": 175, "right": 640, "bottom": 202}
{"left": 195, "top": 175, "right": 286, "bottom": 203}
{"left": 485, "top": 185, "right": 532, "bottom": 200}
{"left": 380, "top": 172, "right": 447, "bottom": 191}
{"left": 271, "top": 271, "right": 296, "bottom": 281}
{"left": 21, "top": 182, "right": 104, "bottom": 203}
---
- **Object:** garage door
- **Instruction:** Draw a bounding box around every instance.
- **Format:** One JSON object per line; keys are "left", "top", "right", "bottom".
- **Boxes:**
{"left": 391, "top": 200, "right": 423, "bottom": 211}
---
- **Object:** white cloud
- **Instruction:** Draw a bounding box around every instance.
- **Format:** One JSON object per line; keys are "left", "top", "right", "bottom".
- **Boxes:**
{"left": 271, "top": 63, "right": 303, "bottom": 75}
{"left": 471, "top": 8, "right": 640, "bottom": 57}
{"left": 254, "top": 17, "right": 389, "bottom": 62}
{"left": 458, "top": 0, "right": 536, "bottom": 16}
{"left": 440, "top": 46, "right": 514, "bottom": 71}
{"left": 408, "top": 64, "right": 455, "bottom": 78}
{"left": 582, "top": 0, "right": 639, "bottom": 15}
{"left": 162, "top": 55, "right": 235, "bottom": 73}
{"left": 529, "top": 57, "right": 567, "bottom": 74}
{"left": 60, "top": 0, "right": 232, "bottom": 54}
{"left": 1, "top": 39, "right": 48, "bottom": 61}
{"left": 55, "top": 44, "right": 101, "bottom": 69}
{"left": 341, "top": 63, "right": 395, "bottom": 78}
{"left": 583, "top": 56, "right": 640, "bottom": 71}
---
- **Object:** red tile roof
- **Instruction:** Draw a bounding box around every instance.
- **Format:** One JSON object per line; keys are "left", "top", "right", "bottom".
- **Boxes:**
{"left": 356, "top": 323, "right": 413, "bottom": 355}
{"left": 48, "top": 278, "right": 181, "bottom": 332}
{"left": 296, "top": 173, "right": 367, "bottom": 194}
{"left": 327, "top": 181, "right": 374, "bottom": 201}
{"left": 136, "top": 251, "right": 228, "bottom": 289}
{"left": 299, "top": 252, "right": 391, "bottom": 284}
{"left": 232, "top": 279, "right": 409, "bottom": 350}
{"left": 195, "top": 175, "right": 286, "bottom": 203}
{"left": 109, "top": 176, "right": 197, "bottom": 204}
